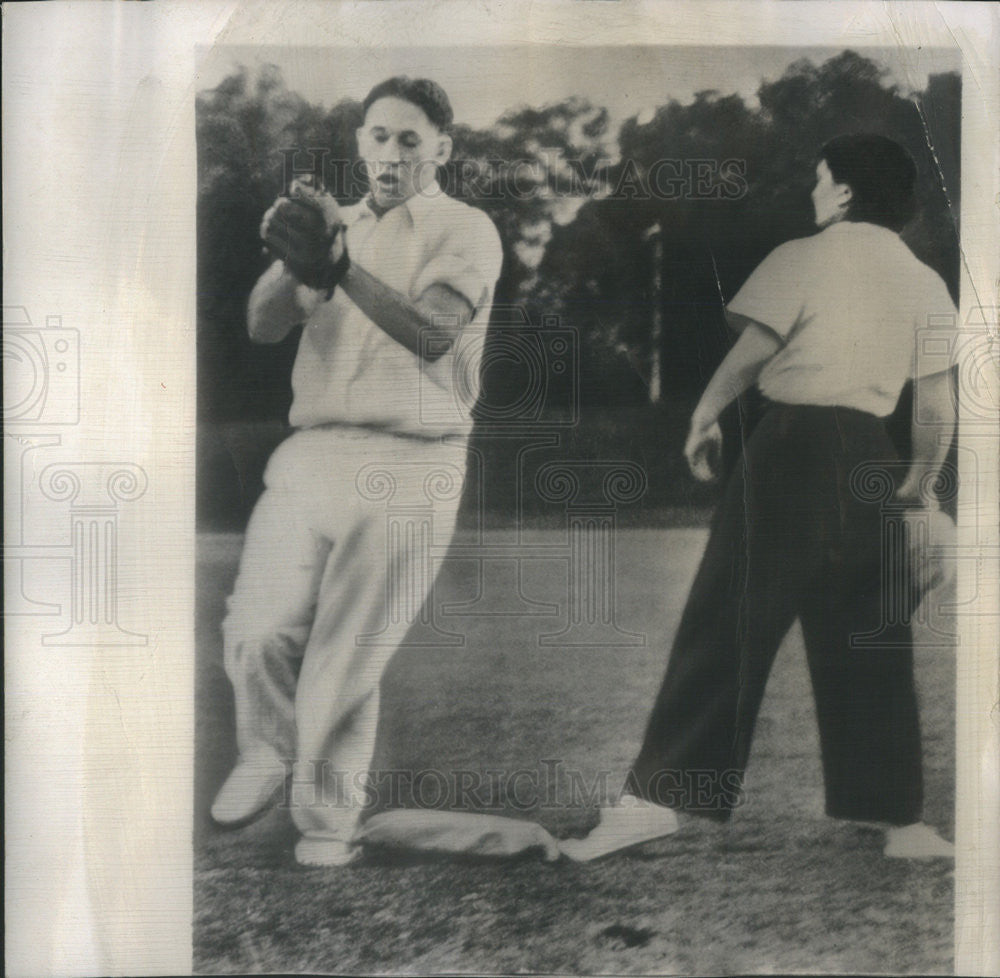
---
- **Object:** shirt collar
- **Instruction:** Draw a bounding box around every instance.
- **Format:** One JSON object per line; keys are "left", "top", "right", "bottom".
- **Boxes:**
{"left": 357, "top": 182, "right": 445, "bottom": 229}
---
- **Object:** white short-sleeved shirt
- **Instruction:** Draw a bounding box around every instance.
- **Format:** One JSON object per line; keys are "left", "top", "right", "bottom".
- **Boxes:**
{"left": 727, "top": 221, "right": 956, "bottom": 417}
{"left": 287, "top": 186, "right": 504, "bottom": 437}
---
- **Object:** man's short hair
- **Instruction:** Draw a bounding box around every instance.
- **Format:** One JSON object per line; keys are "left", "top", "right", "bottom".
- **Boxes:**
{"left": 362, "top": 76, "right": 454, "bottom": 131}
{"left": 819, "top": 133, "right": 918, "bottom": 232}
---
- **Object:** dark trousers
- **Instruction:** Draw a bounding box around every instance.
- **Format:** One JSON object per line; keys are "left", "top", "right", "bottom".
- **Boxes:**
{"left": 629, "top": 403, "right": 923, "bottom": 825}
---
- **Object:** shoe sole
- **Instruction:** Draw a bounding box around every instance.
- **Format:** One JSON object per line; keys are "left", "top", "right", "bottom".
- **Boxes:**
{"left": 209, "top": 776, "right": 287, "bottom": 830}
{"left": 295, "top": 844, "right": 362, "bottom": 868}
{"left": 559, "top": 827, "right": 677, "bottom": 863}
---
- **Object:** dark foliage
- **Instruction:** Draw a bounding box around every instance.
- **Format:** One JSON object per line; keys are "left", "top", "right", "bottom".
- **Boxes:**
{"left": 196, "top": 53, "right": 960, "bottom": 526}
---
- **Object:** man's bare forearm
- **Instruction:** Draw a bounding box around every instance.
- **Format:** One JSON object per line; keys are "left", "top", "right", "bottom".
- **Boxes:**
{"left": 248, "top": 247, "right": 473, "bottom": 361}
{"left": 247, "top": 261, "right": 319, "bottom": 343}
{"left": 692, "top": 319, "right": 783, "bottom": 428}
{"left": 339, "top": 262, "right": 469, "bottom": 362}
{"left": 897, "top": 370, "right": 956, "bottom": 507}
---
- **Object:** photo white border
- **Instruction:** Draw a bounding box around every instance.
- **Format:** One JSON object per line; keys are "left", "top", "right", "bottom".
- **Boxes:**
{"left": 4, "top": 2, "right": 997, "bottom": 975}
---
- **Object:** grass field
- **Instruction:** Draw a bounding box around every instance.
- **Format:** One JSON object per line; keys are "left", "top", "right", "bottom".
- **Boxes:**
{"left": 194, "top": 526, "right": 955, "bottom": 975}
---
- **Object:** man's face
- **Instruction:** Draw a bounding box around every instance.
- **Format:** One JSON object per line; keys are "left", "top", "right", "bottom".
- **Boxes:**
{"left": 357, "top": 96, "right": 452, "bottom": 209}
{"left": 811, "top": 159, "right": 852, "bottom": 228}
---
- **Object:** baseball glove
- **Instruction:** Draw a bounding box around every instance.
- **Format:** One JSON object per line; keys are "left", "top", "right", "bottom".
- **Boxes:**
{"left": 262, "top": 193, "right": 350, "bottom": 295}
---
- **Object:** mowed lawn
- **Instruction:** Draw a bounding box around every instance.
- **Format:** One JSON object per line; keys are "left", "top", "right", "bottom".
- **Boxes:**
{"left": 195, "top": 526, "right": 955, "bottom": 975}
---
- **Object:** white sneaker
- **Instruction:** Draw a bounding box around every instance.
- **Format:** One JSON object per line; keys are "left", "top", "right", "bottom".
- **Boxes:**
{"left": 210, "top": 753, "right": 285, "bottom": 826}
{"left": 295, "top": 836, "right": 361, "bottom": 867}
{"left": 884, "top": 822, "right": 955, "bottom": 859}
{"left": 560, "top": 797, "right": 679, "bottom": 862}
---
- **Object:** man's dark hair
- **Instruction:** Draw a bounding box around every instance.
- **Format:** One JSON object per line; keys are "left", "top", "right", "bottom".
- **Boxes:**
{"left": 362, "top": 76, "right": 454, "bottom": 131}
{"left": 818, "top": 133, "right": 917, "bottom": 232}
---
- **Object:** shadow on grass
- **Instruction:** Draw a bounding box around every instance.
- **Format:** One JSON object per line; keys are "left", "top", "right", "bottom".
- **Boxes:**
{"left": 194, "top": 527, "right": 955, "bottom": 975}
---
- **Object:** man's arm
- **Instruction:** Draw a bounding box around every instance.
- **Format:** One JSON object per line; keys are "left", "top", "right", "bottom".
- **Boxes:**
{"left": 895, "top": 369, "right": 956, "bottom": 508}
{"left": 685, "top": 315, "right": 782, "bottom": 480}
{"left": 338, "top": 261, "right": 474, "bottom": 362}
{"left": 255, "top": 187, "right": 489, "bottom": 359}
{"left": 247, "top": 260, "right": 321, "bottom": 344}
{"left": 248, "top": 234, "right": 475, "bottom": 357}
{"left": 692, "top": 313, "right": 783, "bottom": 428}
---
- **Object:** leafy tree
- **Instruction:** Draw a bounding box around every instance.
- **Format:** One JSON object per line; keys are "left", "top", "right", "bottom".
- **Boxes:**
{"left": 528, "top": 51, "right": 960, "bottom": 403}
{"left": 446, "top": 96, "right": 615, "bottom": 307}
{"left": 196, "top": 52, "right": 960, "bottom": 439}
{"left": 197, "top": 65, "right": 362, "bottom": 421}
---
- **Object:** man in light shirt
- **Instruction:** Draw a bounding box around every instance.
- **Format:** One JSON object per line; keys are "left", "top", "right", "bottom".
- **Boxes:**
{"left": 563, "top": 133, "right": 957, "bottom": 862}
{"left": 210, "top": 76, "right": 504, "bottom": 867}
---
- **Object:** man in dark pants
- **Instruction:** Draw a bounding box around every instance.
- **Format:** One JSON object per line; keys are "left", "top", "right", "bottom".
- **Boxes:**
{"left": 562, "top": 134, "right": 956, "bottom": 861}
{"left": 631, "top": 404, "right": 924, "bottom": 825}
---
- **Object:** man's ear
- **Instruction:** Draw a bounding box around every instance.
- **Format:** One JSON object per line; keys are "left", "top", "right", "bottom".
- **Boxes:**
{"left": 836, "top": 181, "right": 853, "bottom": 212}
{"left": 436, "top": 132, "right": 453, "bottom": 165}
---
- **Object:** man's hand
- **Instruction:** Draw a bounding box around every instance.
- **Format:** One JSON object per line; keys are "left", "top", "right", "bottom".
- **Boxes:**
{"left": 898, "top": 503, "right": 956, "bottom": 602}
{"left": 261, "top": 184, "right": 347, "bottom": 293}
{"left": 685, "top": 417, "right": 723, "bottom": 482}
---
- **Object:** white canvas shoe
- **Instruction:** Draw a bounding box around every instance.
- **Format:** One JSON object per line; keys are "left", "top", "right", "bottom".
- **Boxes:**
{"left": 210, "top": 753, "right": 286, "bottom": 826}
{"left": 884, "top": 822, "right": 955, "bottom": 859}
{"left": 295, "top": 836, "right": 362, "bottom": 867}
{"left": 560, "top": 797, "right": 679, "bottom": 862}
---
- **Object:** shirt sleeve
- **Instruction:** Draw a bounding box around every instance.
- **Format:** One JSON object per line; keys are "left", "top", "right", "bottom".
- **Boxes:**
{"left": 411, "top": 208, "right": 504, "bottom": 311}
{"left": 726, "top": 240, "right": 807, "bottom": 340}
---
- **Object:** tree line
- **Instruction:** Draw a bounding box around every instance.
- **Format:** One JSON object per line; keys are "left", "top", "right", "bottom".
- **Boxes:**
{"left": 197, "top": 51, "right": 960, "bottom": 423}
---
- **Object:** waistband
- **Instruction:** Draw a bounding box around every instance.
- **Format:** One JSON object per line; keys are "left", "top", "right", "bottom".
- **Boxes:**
{"left": 759, "top": 397, "right": 889, "bottom": 424}
{"left": 304, "top": 421, "right": 465, "bottom": 445}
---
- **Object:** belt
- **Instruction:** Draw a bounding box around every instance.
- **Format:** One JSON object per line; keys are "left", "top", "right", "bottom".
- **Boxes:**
{"left": 307, "top": 421, "right": 460, "bottom": 445}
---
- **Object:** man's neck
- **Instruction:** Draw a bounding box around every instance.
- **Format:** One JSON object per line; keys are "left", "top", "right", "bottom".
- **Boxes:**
{"left": 367, "top": 180, "right": 440, "bottom": 219}
{"left": 366, "top": 196, "right": 394, "bottom": 219}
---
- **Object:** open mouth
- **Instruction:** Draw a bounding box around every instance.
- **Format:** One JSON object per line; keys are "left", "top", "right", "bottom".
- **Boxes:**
{"left": 376, "top": 173, "right": 400, "bottom": 191}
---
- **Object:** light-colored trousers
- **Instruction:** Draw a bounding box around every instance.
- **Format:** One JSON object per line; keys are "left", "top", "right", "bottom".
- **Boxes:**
{"left": 222, "top": 426, "right": 465, "bottom": 843}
